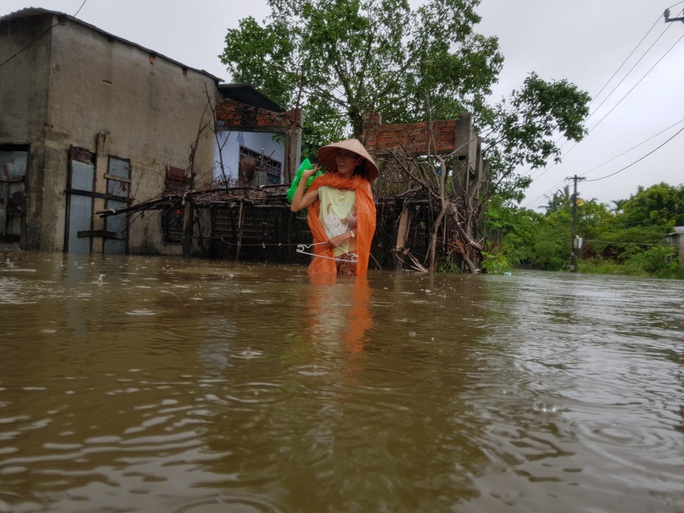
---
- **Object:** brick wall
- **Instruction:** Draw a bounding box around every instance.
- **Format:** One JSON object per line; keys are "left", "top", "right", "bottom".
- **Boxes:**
{"left": 215, "top": 99, "right": 301, "bottom": 133}
{"left": 363, "top": 112, "right": 468, "bottom": 157}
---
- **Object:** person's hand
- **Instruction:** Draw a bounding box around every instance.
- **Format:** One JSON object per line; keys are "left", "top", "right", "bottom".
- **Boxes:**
{"left": 327, "top": 231, "right": 353, "bottom": 248}
{"left": 301, "top": 164, "right": 319, "bottom": 181}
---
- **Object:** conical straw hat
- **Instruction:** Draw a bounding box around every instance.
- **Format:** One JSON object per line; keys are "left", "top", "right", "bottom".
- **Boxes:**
{"left": 317, "top": 139, "right": 379, "bottom": 181}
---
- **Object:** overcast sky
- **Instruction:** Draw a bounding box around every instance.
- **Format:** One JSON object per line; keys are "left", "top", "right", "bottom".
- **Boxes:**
{"left": 2, "top": 0, "right": 683, "bottom": 209}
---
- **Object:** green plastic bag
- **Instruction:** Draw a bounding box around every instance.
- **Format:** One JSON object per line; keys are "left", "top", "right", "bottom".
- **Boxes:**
{"left": 286, "top": 159, "right": 322, "bottom": 203}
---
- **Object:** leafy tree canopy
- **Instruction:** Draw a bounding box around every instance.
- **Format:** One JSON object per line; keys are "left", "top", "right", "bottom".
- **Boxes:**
{"left": 220, "top": 0, "right": 591, "bottom": 199}
{"left": 481, "top": 73, "right": 590, "bottom": 202}
{"left": 221, "top": 0, "right": 501, "bottom": 148}
{"left": 543, "top": 185, "right": 571, "bottom": 213}
{"left": 617, "top": 182, "right": 684, "bottom": 228}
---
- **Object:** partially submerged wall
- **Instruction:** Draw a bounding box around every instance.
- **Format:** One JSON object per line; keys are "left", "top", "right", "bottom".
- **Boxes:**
{"left": 0, "top": 9, "right": 221, "bottom": 254}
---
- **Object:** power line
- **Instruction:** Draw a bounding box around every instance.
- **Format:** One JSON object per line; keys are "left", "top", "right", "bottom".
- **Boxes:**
{"left": 587, "top": 15, "right": 664, "bottom": 111}
{"left": 581, "top": 117, "right": 684, "bottom": 177}
{"left": 527, "top": 10, "right": 670, "bottom": 183}
{"left": 584, "top": 125, "right": 684, "bottom": 183}
{"left": 524, "top": 7, "right": 684, "bottom": 208}
{"left": 523, "top": 119, "right": 684, "bottom": 208}
{"left": 523, "top": 178, "right": 572, "bottom": 211}
{"left": 73, "top": 0, "right": 89, "bottom": 18}
{"left": 587, "top": 31, "right": 684, "bottom": 134}
{"left": 586, "top": 23, "right": 673, "bottom": 125}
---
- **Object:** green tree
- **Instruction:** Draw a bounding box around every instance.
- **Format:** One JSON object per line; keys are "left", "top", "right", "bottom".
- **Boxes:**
{"left": 220, "top": 0, "right": 592, "bottom": 272}
{"left": 480, "top": 74, "right": 590, "bottom": 202}
{"left": 595, "top": 183, "right": 683, "bottom": 259}
{"left": 576, "top": 199, "right": 613, "bottom": 242}
{"left": 619, "top": 182, "right": 684, "bottom": 227}
{"left": 579, "top": 184, "right": 683, "bottom": 278}
{"left": 490, "top": 196, "right": 611, "bottom": 272}
{"left": 544, "top": 185, "right": 571, "bottom": 213}
{"left": 220, "top": 0, "right": 590, "bottom": 184}
{"left": 220, "top": 0, "right": 503, "bottom": 156}
{"left": 485, "top": 196, "right": 541, "bottom": 267}
{"left": 489, "top": 182, "right": 682, "bottom": 277}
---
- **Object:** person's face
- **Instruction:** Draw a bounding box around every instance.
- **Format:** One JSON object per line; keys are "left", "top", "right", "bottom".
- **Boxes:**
{"left": 335, "top": 150, "right": 364, "bottom": 177}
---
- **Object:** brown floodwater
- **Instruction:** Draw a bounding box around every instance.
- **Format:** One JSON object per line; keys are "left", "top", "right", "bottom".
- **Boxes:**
{"left": 1, "top": 251, "right": 683, "bottom": 513}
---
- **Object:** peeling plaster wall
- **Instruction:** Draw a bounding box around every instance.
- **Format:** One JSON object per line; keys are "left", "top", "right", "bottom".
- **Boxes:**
{"left": 0, "top": 14, "right": 53, "bottom": 250}
{"left": 0, "top": 11, "right": 222, "bottom": 254}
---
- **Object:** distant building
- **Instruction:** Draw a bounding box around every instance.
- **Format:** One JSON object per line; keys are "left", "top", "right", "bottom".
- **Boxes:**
{"left": 0, "top": 8, "right": 300, "bottom": 255}
{"left": 215, "top": 84, "right": 301, "bottom": 189}
{"left": 664, "top": 226, "right": 684, "bottom": 268}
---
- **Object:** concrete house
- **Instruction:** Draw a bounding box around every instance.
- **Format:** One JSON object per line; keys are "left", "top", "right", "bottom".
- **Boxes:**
{"left": 664, "top": 226, "right": 684, "bottom": 268}
{"left": 0, "top": 8, "right": 299, "bottom": 256}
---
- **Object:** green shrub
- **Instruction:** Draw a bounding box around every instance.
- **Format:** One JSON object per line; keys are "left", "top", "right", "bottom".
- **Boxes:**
{"left": 626, "top": 246, "right": 682, "bottom": 278}
{"left": 481, "top": 250, "right": 512, "bottom": 274}
{"left": 577, "top": 247, "right": 683, "bottom": 279}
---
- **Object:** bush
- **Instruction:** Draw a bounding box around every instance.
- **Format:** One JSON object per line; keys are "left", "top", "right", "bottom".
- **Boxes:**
{"left": 481, "top": 250, "right": 512, "bottom": 274}
{"left": 577, "top": 258, "right": 645, "bottom": 276}
{"left": 577, "top": 246, "right": 683, "bottom": 279}
{"left": 626, "top": 246, "right": 682, "bottom": 278}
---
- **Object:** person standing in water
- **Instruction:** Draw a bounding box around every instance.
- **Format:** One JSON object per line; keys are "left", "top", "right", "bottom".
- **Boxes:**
{"left": 290, "top": 139, "right": 378, "bottom": 276}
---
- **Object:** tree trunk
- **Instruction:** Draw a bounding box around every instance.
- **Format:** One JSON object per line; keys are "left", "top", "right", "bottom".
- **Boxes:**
{"left": 394, "top": 205, "right": 412, "bottom": 270}
{"left": 428, "top": 204, "right": 447, "bottom": 273}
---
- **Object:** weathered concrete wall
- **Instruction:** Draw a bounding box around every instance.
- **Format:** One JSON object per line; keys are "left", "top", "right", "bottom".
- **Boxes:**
{"left": 665, "top": 228, "right": 684, "bottom": 268}
{"left": 0, "top": 15, "right": 52, "bottom": 141}
{"left": 0, "top": 13, "right": 54, "bottom": 250}
{"left": 1, "top": 10, "right": 222, "bottom": 255}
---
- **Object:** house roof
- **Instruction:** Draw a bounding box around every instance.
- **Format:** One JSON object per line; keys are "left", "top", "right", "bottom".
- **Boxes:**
{"left": 668, "top": 226, "right": 684, "bottom": 236}
{"left": 0, "top": 7, "right": 224, "bottom": 83}
{"left": 219, "top": 84, "right": 284, "bottom": 113}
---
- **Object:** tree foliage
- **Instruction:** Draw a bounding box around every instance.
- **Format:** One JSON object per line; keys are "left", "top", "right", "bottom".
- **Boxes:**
{"left": 479, "top": 74, "right": 590, "bottom": 202}
{"left": 220, "top": 0, "right": 590, "bottom": 190}
{"left": 543, "top": 185, "right": 571, "bottom": 213}
{"left": 221, "top": 0, "right": 505, "bottom": 157}
{"left": 584, "top": 183, "right": 683, "bottom": 276}
{"left": 492, "top": 182, "right": 683, "bottom": 278}
{"left": 618, "top": 182, "right": 684, "bottom": 227}
{"left": 220, "top": 0, "right": 594, "bottom": 272}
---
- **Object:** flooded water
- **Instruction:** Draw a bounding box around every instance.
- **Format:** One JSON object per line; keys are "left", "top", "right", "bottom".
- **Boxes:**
{"left": 1, "top": 251, "right": 683, "bottom": 513}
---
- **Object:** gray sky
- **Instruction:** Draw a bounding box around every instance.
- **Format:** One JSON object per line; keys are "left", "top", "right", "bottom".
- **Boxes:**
{"left": 2, "top": 0, "right": 683, "bottom": 209}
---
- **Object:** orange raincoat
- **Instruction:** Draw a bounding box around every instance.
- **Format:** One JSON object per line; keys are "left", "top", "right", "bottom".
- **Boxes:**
{"left": 305, "top": 173, "right": 376, "bottom": 276}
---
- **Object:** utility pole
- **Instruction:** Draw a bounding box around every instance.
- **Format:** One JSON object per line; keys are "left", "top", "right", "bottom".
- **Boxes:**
{"left": 567, "top": 175, "right": 586, "bottom": 272}
{"left": 664, "top": 8, "right": 684, "bottom": 23}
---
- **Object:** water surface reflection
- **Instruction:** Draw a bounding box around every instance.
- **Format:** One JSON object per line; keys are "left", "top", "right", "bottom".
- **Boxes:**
{"left": 1, "top": 252, "right": 683, "bottom": 512}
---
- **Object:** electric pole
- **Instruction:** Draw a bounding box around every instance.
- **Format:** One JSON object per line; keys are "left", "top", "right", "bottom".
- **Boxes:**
{"left": 664, "top": 8, "right": 684, "bottom": 24}
{"left": 567, "top": 175, "right": 586, "bottom": 272}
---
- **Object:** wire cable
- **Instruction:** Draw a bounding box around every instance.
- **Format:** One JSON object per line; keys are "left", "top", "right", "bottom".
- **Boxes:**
{"left": 522, "top": 177, "right": 572, "bottom": 210}
{"left": 73, "top": 0, "right": 89, "bottom": 18}
{"left": 527, "top": 8, "right": 681, "bottom": 184}
{"left": 586, "top": 23, "right": 674, "bottom": 125}
{"left": 587, "top": 16, "right": 664, "bottom": 112}
{"left": 584, "top": 125, "right": 684, "bottom": 183}
{"left": 588, "top": 31, "right": 684, "bottom": 134}
{"left": 581, "top": 117, "right": 684, "bottom": 177}
{"left": 524, "top": 119, "right": 684, "bottom": 209}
